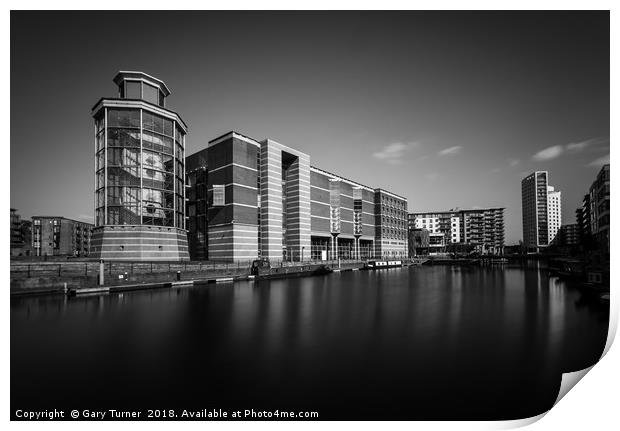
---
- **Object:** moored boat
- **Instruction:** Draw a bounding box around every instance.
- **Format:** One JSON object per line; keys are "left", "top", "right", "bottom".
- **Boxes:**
{"left": 364, "top": 260, "right": 403, "bottom": 270}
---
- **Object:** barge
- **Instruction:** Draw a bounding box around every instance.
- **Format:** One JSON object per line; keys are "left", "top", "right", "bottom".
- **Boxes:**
{"left": 364, "top": 260, "right": 403, "bottom": 270}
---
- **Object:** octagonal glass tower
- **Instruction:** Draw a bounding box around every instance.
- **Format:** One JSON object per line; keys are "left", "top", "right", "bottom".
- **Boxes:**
{"left": 90, "top": 71, "right": 189, "bottom": 261}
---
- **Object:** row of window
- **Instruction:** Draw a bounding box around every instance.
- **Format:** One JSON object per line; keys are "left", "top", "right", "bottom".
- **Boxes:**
{"left": 120, "top": 80, "right": 166, "bottom": 108}
{"left": 96, "top": 207, "right": 184, "bottom": 227}
{"left": 380, "top": 195, "right": 407, "bottom": 210}
{"left": 96, "top": 188, "right": 183, "bottom": 210}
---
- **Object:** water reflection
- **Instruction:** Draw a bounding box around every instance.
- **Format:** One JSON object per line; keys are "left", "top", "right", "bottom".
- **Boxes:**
{"left": 11, "top": 264, "right": 608, "bottom": 420}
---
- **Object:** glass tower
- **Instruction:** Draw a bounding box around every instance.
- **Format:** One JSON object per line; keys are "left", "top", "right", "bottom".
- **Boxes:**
{"left": 91, "top": 71, "right": 189, "bottom": 261}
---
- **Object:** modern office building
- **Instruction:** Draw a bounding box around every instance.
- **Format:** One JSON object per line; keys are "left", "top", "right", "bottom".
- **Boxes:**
{"left": 90, "top": 71, "right": 189, "bottom": 261}
{"left": 310, "top": 167, "right": 378, "bottom": 260}
{"left": 374, "top": 189, "right": 411, "bottom": 258}
{"left": 32, "top": 216, "right": 93, "bottom": 257}
{"left": 408, "top": 207, "right": 505, "bottom": 254}
{"left": 185, "top": 131, "right": 408, "bottom": 262}
{"left": 547, "top": 186, "right": 562, "bottom": 245}
{"left": 521, "top": 171, "right": 550, "bottom": 251}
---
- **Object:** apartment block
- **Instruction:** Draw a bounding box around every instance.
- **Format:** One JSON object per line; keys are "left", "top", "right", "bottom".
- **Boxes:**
{"left": 547, "top": 186, "right": 562, "bottom": 245}
{"left": 521, "top": 171, "right": 550, "bottom": 250}
{"left": 409, "top": 207, "right": 504, "bottom": 254}
{"left": 32, "top": 216, "right": 93, "bottom": 257}
{"left": 589, "top": 164, "right": 610, "bottom": 253}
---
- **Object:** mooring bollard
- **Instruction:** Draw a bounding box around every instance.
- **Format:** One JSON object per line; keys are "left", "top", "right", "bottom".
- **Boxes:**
{"left": 176, "top": 271, "right": 181, "bottom": 281}
{"left": 99, "top": 259, "right": 105, "bottom": 286}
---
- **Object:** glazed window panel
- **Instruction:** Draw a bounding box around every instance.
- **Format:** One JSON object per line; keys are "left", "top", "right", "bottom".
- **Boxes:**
{"left": 96, "top": 189, "right": 105, "bottom": 207}
{"left": 163, "top": 192, "right": 174, "bottom": 209}
{"left": 107, "top": 128, "right": 140, "bottom": 147}
{"left": 108, "top": 109, "right": 140, "bottom": 128}
{"left": 163, "top": 118, "right": 173, "bottom": 137}
{"left": 96, "top": 131, "right": 105, "bottom": 151}
{"left": 142, "top": 130, "right": 173, "bottom": 154}
{"left": 108, "top": 148, "right": 140, "bottom": 167}
{"left": 107, "top": 206, "right": 140, "bottom": 225}
{"left": 95, "top": 115, "right": 104, "bottom": 133}
{"left": 143, "top": 83, "right": 159, "bottom": 105}
{"left": 96, "top": 151, "right": 105, "bottom": 170}
{"left": 95, "top": 208, "right": 105, "bottom": 226}
{"left": 126, "top": 81, "right": 141, "bottom": 99}
{"left": 96, "top": 171, "right": 104, "bottom": 190}
{"left": 107, "top": 186, "right": 141, "bottom": 206}
{"left": 162, "top": 136, "right": 174, "bottom": 154}
{"left": 142, "top": 168, "right": 170, "bottom": 190}
{"left": 142, "top": 150, "right": 165, "bottom": 170}
{"left": 152, "top": 113, "right": 164, "bottom": 134}
{"left": 142, "top": 111, "right": 154, "bottom": 131}
{"left": 107, "top": 166, "right": 140, "bottom": 187}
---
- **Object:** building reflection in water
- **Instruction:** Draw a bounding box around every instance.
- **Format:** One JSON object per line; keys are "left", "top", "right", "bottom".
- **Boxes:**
{"left": 10, "top": 264, "right": 608, "bottom": 420}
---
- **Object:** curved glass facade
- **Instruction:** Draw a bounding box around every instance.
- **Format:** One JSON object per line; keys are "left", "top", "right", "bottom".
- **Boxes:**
{"left": 94, "top": 107, "right": 185, "bottom": 229}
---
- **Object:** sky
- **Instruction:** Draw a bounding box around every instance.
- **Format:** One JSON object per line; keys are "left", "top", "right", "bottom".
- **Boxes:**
{"left": 10, "top": 11, "right": 609, "bottom": 244}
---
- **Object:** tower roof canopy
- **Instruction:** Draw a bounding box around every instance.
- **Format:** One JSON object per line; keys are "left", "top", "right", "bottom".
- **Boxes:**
{"left": 113, "top": 71, "right": 171, "bottom": 97}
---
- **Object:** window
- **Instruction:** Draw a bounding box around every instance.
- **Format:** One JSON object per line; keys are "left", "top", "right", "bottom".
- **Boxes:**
{"left": 126, "top": 81, "right": 141, "bottom": 99}
{"left": 143, "top": 84, "right": 159, "bottom": 105}
{"left": 212, "top": 184, "right": 225, "bottom": 206}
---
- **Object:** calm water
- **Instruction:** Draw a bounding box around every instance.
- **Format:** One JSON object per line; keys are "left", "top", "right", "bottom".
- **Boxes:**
{"left": 11, "top": 263, "right": 608, "bottom": 420}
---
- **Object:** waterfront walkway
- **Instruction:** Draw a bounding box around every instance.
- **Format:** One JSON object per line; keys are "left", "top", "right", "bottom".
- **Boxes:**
{"left": 10, "top": 259, "right": 369, "bottom": 296}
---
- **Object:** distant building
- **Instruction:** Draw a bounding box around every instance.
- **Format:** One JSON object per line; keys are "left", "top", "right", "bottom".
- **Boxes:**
{"left": 428, "top": 232, "right": 446, "bottom": 254}
{"left": 459, "top": 208, "right": 505, "bottom": 254}
{"left": 374, "top": 189, "right": 408, "bottom": 258}
{"left": 521, "top": 171, "right": 548, "bottom": 250}
{"left": 575, "top": 193, "right": 591, "bottom": 242}
{"left": 408, "top": 207, "right": 504, "bottom": 255}
{"left": 408, "top": 212, "right": 461, "bottom": 244}
{"left": 574, "top": 164, "right": 609, "bottom": 254}
{"left": 10, "top": 209, "right": 33, "bottom": 257}
{"left": 32, "top": 216, "right": 93, "bottom": 257}
{"left": 560, "top": 223, "right": 580, "bottom": 246}
{"left": 547, "top": 186, "right": 562, "bottom": 245}
{"left": 10, "top": 208, "right": 22, "bottom": 252}
{"left": 589, "top": 164, "right": 610, "bottom": 254}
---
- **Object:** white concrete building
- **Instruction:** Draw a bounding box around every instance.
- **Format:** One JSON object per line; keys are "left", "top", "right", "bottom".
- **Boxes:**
{"left": 547, "top": 185, "right": 562, "bottom": 245}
